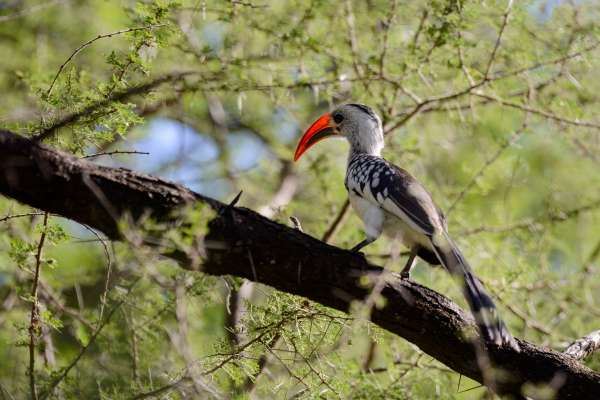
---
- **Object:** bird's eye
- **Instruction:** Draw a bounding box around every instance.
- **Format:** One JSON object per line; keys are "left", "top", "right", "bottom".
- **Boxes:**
{"left": 333, "top": 113, "right": 344, "bottom": 124}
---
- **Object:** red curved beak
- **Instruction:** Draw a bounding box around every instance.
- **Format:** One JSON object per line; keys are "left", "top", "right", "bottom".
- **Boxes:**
{"left": 293, "top": 113, "right": 337, "bottom": 161}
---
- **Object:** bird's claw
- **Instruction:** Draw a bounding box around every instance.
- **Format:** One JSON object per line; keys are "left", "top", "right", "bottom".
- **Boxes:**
{"left": 351, "top": 249, "right": 367, "bottom": 258}
{"left": 400, "top": 272, "right": 410, "bottom": 280}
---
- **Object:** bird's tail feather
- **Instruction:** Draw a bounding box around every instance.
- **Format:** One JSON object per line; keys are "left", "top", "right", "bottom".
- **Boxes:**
{"left": 431, "top": 233, "right": 519, "bottom": 351}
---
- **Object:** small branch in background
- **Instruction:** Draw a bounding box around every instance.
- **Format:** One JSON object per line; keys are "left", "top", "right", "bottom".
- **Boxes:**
{"left": 446, "top": 121, "right": 527, "bottom": 215}
{"left": 0, "top": 212, "right": 47, "bottom": 223}
{"left": 362, "top": 340, "right": 377, "bottom": 372}
{"left": 82, "top": 150, "right": 150, "bottom": 159}
{"left": 239, "top": 332, "right": 281, "bottom": 394}
{"left": 46, "top": 24, "right": 166, "bottom": 97}
{"left": 377, "top": 0, "right": 398, "bottom": 76}
{"left": 75, "top": 224, "right": 112, "bottom": 322}
{"left": 122, "top": 309, "right": 140, "bottom": 386}
{"left": 483, "top": 0, "right": 513, "bottom": 79}
{"left": 473, "top": 92, "right": 600, "bottom": 130}
{"left": 410, "top": 9, "right": 428, "bottom": 50}
{"left": 40, "top": 304, "right": 56, "bottom": 368}
{"left": 257, "top": 161, "right": 298, "bottom": 218}
{"left": 28, "top": 211, "right": 49, "bottom": 400}
{"left": 321, "top": 199, "right": 351, "bottom": 243}
{"left": 171, "top": 280, "right": 218, "bottom": 396}
{"left": 460, "top": 198, "right": 600, "bottom": 236}
{"left": 35, "top": 71, "right": 197, "bottom": 142}
{"left": 230, "top": 0, "right": 268, "bottom": 9}
{"left": 130, "top": 376, "right": 193, "bottom": 400}
{"left": 41, "top": 298, "right": 126, "bottom": 400}
{"left": 564, "top": 330, "right": 600, "bottom": 361}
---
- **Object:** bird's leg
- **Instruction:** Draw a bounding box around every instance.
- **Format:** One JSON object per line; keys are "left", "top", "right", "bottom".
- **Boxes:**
{"left": 400, "top": 248, "right": 417, "bottom": 280}
{"left": 350, "top": 237, "right": 375, "bottom": 253}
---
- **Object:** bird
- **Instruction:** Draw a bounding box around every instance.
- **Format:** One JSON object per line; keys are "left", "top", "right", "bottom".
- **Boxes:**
{"left": 294, "top": 103, "right": 519, "bottom": 350}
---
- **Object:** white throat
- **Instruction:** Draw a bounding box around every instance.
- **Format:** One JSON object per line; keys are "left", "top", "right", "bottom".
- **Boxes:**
{"left": 348, "top": 125, "right": 384, "bottom": 157}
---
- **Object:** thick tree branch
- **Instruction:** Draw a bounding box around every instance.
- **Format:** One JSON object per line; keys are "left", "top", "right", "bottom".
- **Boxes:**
{"left": 1, "top": 129, "right": 599, "bottom": 399}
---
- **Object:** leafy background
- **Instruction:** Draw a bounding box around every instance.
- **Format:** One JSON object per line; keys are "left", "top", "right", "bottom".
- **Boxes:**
{"left": 0, "top": 0, "right": 599, "bottom": 398}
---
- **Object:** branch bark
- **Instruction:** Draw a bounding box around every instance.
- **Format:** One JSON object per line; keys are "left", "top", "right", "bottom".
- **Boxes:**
{"left": 1, "top": 129, "right": 599, "bottom": 399}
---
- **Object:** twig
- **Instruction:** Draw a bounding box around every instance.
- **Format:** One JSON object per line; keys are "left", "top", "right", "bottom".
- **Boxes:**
{"left": 378, "top": 0, "right": 398, "bottom": 76}
{"left": 0, "top": 212, "right": 46, "bottom": 223}
{"left": 460, "top": 199, "right": 600, "bottom": 236}
{"left": 82, "top": 150, "right": 149, "bottom": 159}
{"left": 28, "top": 212, "right": 49, "bottom": 400}
{"left": 130, "top": 376, "right": 192, "bottom": 400}
{"left": 383, "top": 79, "right": 488, "bottom": 136}
{"left": 46, "top": 25, "right": 166, "bottom": 96}
{"left": 78, "top": 224, "right": 112, "bottom": 322}
{"left": 321, "top": 199, "right": 351, "bottom": 243}
{"left": 38, "top": 281, "right": 94, "bottom": 331}
{"left": 384, "top": 40, "right": 600, "bottom": 137}
{"left": 230, "top": 0, "right": 268, "bottom": 8}
{"left": 410, "top": 9, "right": 428, "bottom": 50}
{"left": 239, "top": 332, "right": 281, "bottom": 393}
{"left": 473, "top": 92, "right": 600, "bottom": 130}
{"left": 368, "top": 358, "right": 453, "bottom": 374}
{"left": 35, "top": 71, "right": 196, "bottom": 142}
{"left": 447, "top": 121, "right": 527, "bottom": 215}
{"left": 201, "top": 317, "right": 289, "bottom": 376}
{"left": 484, "top": 0, "right": 513, "bottom": 79}
{"left": 40, "top": 299, "right": 125, "bottom": 400}
{"left": 490, "top": 41, "right": 600, "bottom": 81}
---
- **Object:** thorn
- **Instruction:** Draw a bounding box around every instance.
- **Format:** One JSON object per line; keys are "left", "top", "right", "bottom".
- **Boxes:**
{"left": 290, "top": 216, "right": 303, "bottom": 232}
{"left": 220, "top": 190, "right": 243, "bottom": 216}
{"left": 228, "top": 190, "right": 243, "bottom": 207}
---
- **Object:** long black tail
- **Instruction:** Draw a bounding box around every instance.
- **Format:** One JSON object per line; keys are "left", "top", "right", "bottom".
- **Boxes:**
{"left": 431, "top": 233, "right": 519, "bottom": 350}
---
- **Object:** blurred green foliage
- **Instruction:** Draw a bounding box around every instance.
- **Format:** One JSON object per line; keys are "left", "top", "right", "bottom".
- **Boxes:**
{"left": 1, "top": 0, "right": 599, "bottom": 398}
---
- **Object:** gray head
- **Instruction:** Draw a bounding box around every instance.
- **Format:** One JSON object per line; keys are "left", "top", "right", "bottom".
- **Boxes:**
{"left": 294, "top": 103, "right": 384, "bottom": 161}
{"left": 331, "top": 104, "right": 384, "bottom": 156}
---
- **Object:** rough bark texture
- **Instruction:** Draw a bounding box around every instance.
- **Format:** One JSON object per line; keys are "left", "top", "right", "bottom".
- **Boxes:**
{"left": 1, "top": 129, "right": 599, "bottom": 399}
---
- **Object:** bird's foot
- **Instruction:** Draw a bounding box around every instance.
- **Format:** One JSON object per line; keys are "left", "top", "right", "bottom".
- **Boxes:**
{"left": 400, "top": 271, "right": 411, "bottom": 280}
{"left": 351, "top": 249, "right": 367, "bottom": 260}
{"left": 350, "top": 238, "right": 373, "bottom": 254}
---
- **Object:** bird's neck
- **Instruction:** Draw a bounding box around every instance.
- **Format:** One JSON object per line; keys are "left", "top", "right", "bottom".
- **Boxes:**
{"left": 348, "top": 135, "right": 384, "bottom": 158}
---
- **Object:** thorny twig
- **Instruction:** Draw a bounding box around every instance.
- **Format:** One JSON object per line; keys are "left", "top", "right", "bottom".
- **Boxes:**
{"left": 460, "top": 199, "right": 600, "bottom": 236}
{"left": 0, "top": 212, "right": 47, "bottom": 223}
{"left": 484, "top": 0, "right": 513, "bottom": 79}
{"left": 46, "top": 25, "right": 166, "bottom": 96}
{"left": 40, "top": 288, "right": 135, "bottom": 400}
{"left": 82, "top": 150, "right": 150, "bottom": 159}
{"left": 28, "top": 212, "right": 49, "bottom": 400}
{"left": 321, "top": 199, "right": 351, "bottom": 244}
{"left": 447, "top": 121, "right": 528, "bottom": 215}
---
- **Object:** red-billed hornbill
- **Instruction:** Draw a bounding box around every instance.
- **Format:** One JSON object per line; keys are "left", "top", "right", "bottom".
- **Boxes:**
{"left": 294, "top": 103, "right": 518, "bottom": 350}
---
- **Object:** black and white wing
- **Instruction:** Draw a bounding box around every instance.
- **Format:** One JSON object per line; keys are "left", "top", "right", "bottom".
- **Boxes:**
{"left": 346, "top": 154, "right": 445, "bottom": 236}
